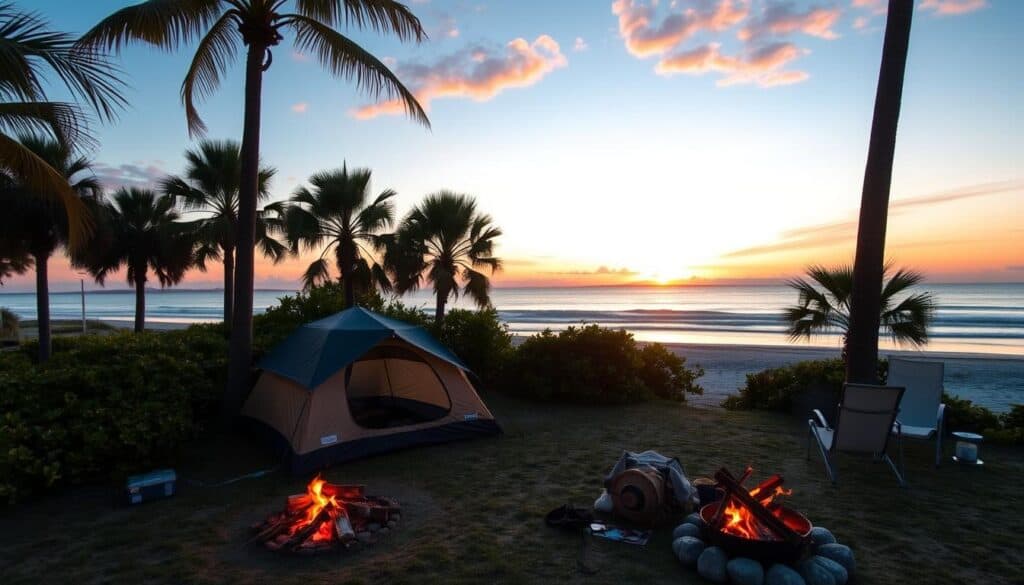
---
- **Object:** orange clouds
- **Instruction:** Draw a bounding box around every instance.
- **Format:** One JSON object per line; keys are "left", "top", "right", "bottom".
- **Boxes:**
{"left": 656, "top": 42, "right": 809, "bottom": 87}
{"left": 919, "top": 0, "right": 987, "bottom": 15}
{"left": 612, "top": 0, "right": 749, "bottom": 57}
{"left": 613, "top": 0, "right": 821, "bottom": 87}
{"left": 738, "top": 5, "right": 841, "bottom": 41}
{"left": 352, "top": 35, "right": 566, "bottom": 120}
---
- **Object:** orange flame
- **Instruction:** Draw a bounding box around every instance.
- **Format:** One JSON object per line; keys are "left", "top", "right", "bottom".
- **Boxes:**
{"left": 719, "top": 481, "right": 793, "bottom": 541}
{"left": 289, "top": 474, "right": 344, "bottom": 542}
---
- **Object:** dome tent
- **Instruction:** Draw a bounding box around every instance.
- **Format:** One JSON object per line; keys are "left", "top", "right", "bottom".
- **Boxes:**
{"left": 242, "top": 307, "right": 500, "bottom": 472}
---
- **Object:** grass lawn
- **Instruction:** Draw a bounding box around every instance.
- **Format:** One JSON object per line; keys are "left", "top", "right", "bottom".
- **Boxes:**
{"left": 1, "top": 391, "right": 1021, "bottom": 584}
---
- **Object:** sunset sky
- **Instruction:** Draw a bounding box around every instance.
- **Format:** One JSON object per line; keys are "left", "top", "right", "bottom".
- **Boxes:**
{"left": 11, "top": 0, "right": 1023, "bottom": 292}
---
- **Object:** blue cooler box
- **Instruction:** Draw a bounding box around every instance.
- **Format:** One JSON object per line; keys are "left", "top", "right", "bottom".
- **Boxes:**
{"left": 125, "top": 469, "right": 176, "bottom": 505}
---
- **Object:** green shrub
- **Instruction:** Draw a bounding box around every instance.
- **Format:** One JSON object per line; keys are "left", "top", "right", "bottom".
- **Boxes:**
{"left": 503, "top": 325, "right": 703, "bottom": 404}
{"left": 722, "top": 358, "right": 847, "bottom": 411}
{"left": 0, "top": 328, "right": 227, "bottom": 503}
{"left": 724, "top": 358, "right": 1022, "bottom": 445}
{"left": 435, "top": 308, "right": 513, "bottom": 386}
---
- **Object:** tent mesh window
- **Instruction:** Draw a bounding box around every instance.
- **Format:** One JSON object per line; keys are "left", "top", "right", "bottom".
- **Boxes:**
{"left": 344, "top": 346, "right": 453, "bottom": 429}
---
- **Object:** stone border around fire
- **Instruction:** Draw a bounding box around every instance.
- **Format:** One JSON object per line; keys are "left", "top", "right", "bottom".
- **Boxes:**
{"left": 672, "top": 513, "right": 856, "bottom": 585}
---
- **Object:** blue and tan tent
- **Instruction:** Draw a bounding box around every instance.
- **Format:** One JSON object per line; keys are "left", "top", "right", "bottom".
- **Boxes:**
{"left": 242, "top": 307, "right": 500, "bottom": 472}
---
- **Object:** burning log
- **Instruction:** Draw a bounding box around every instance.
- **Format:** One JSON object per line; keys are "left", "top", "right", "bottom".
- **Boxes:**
{"left": 712, "top": 467, "right": 798, "bottom": 545}
{"left": 252, "top": 475, "right": 400, "bottom": 555}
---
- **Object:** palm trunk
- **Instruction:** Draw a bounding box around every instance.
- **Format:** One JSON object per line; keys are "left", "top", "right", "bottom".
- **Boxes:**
{"left": 223, "top": 243, "right": 234, "bottom": 324}
{"left": 34, "top": 251, "right": 51, "bottom": 362}
{"left": 134, "top": 272, "right": 146, "bottom": 333}
{"left": 339, "top": 243, "right": 356, "bottom": 308}
{"left": 225, "top": 42, "right": 267, "bottom": 420}
{"left": 846, "top": 0, "right": 914, "bottom": 385}
{"left": 435, "top": 287, "right": 448, "bottom": 326}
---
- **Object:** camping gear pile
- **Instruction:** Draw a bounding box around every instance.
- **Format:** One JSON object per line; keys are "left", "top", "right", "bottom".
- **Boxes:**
{"left": 252, "top": 475, "right": 400, "bottom": 554}
{"left": 242, "top": 307, "right": 500, "bottom": 472}
{"left": 671, "top": 466, "right": 856, "bottom": 585}
{"left": 599, "top": 450, "right": 698, "bottom": 526}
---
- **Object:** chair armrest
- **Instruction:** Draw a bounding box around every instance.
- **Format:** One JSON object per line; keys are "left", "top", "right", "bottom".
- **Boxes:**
{"left": 937, "top": 403, "right": 946, "bottom": 431}
{"left": 810, "top": 409, "right": 830, "bottom": 429}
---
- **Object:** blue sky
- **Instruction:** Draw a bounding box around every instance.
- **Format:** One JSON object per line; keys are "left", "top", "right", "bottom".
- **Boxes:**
{"left": 17, "top": 0, "right": 1024, "bottom": 291}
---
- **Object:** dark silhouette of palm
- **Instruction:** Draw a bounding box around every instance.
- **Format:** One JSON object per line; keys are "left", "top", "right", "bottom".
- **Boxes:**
{"left": 78, "top": 0, "right": 430, "bottom": 416}
{"left": 75, "top": 188, "right": 193, "bottom": 332}
{"left": 275, "top": 165, "right": 394, "bottom": 305}
{"left": 785, "top": 264, "right": 936, "bottom": 354}
{"left": 0, "top": 3, "right": 124, "bottom": 246}
{"left": 388, "top": 192, "right": 501, "bottom": 324}
{"left": 0, "top": 135, "right": 100, "bottom": 360}
{"left": 161, "top": 140, "right": 285, "bottom": 323}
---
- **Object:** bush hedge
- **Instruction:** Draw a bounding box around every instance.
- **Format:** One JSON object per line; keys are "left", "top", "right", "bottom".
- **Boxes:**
{"left": 723, "top": 358, "right": 1023, "bottom": 445}
{"left": 0, "top": 328, "right": 227, "bottom": 503}
{"left": 502, "top": 325, "right": 703, "bottom": 404}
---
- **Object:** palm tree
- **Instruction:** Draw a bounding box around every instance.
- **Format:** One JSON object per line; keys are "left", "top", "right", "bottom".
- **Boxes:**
{"left": 161, "top": 140, "right": 285, "bottom": 323}
{"left": 76, "top": 188, "right": 193, "bottom": 332}
{"left": 389, "top": 192, "right": 502, "bottom": 325}
{"left": 784, "top": 264, "right": 936, "bottom": 358}
{"left": 0, "top": 3, "right": 124, "bottom": 247}
{"left": 78, "top": 0, "right": 430, "bottom": 417}
{"left": 0, "top": 135, "right": 101, "bottom": 361}
{"left": 846, "top": 0, "right": 915, "bottom": 383}
{"left": 277, "top": 165, "right": 395, "bottom": 305}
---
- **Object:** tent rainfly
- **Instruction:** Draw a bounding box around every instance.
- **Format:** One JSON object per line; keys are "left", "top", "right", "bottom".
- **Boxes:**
{"left": 242, "top": 307, "right": 500, "bottom": 472}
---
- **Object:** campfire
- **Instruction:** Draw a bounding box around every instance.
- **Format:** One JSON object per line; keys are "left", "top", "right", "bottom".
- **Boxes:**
{"left": 252, "top": 475, "right": 401, "bottom": 554}
{"left": 698, "top": 467, "right": 811, "bottom": 562}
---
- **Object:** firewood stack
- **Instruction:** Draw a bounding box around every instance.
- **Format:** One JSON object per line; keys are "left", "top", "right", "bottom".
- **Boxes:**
{"left": 251, "top": 475, "right": 401, "bottom": 554}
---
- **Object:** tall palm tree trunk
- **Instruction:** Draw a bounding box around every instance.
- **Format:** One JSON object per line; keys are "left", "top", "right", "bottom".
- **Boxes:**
{"left": 133, "top": 272, "right": 146, "bottom": 333}
{"left": 846, "top": 0, "right": 914, "bottom": 384}
{"left": 223, "top": 243, "right": 234, "bottom": 324}
{"left": 225, "top": 42, "right": 267, "bottom": 419}
{"left": 339, "top": 243, "right": 356, "bottom": 308}
{"left": 33, "top": 251, "right": 51, "bottom": 362}
{"left": 435, "top": 286, "right": 448, "bottom": 326}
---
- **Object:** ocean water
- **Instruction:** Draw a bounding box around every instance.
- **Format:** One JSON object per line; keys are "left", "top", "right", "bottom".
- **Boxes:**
{"left": 1, "top": 283, "right": 1021, "bottom": 355}
{"left": 2, "top": 283, "right": 1021, "bottom": 411}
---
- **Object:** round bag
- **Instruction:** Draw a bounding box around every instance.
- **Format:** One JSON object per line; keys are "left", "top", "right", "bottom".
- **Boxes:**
{"left": 609, "top": 467, "right": 666, "bottom": 525}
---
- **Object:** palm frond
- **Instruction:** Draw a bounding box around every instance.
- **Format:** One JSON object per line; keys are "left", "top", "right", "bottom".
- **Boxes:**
{"left": 295, "top": 0, "right": 427, "bottom": 42}
{"left": 462, "top": 267, "right": 491, "bottom": 308}
{"left": 0, "top": 101, "right": 84, "bottom": 147}
{"left": 301, "top": 257, "right": 332, "bottom": 290}
{"left": 76, "top": 0, "right": 225, "bottom": 54}
{"left": 180, "top": 11, "right": 240, "bottom": 137}
{"left": 287, "top": 14, "right": 429, "bottom": 127}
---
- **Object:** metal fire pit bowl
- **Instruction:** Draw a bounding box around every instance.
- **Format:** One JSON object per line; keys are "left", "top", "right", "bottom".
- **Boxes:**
{"left": 699, "top": 502, "right": 812, "bottom": 564}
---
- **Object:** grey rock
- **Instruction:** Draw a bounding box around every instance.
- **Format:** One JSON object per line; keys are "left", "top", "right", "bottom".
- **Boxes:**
{"left": 809, "top": 556, "right": 848, "bottom": 585}
{"left": 683, "top": 512, "right": 705, "bottom": 528}
{"left": 798, "top": 558, "right": 835, "bottom": 585}
{"left": 673, "top": 522, "right": 703, "bottom": 540}
{"left": 697, "top": 546, "right": 729, "bottom": 583}
{"left": 765, "top": 564, "right": 806, "bottom": 585}
{"left": 674, "top": 536, "right": 705, "bottom": 568}
{"left": 809, "top": 527, "right": 837, "bottom": 548}
{"left": 726, "top": 557, "right": 765, "bottom": 585}
{"left": 816, "top": 544, "right": 855, "bottom": 575}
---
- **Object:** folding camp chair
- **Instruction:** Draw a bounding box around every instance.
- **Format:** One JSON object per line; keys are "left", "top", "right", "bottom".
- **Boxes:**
{"left": 807, "top": 384, "right": 906, "bottom": 487}
{"left": 887, "top": 358, "right": 947, "bottom": 466}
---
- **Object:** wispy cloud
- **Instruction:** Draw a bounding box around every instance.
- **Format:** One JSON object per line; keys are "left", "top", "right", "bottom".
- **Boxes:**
{"left": 656, "top": 41, "right": 809, "bottom": 87}
{"left": 352, "top": 35, "right": 567, "bottom": 120}
{"left": 433, "top": 13, "right": 459, "bottom": 38}
{"left": 852, "top": 0, "right": 986, "bottom": 31}
{"left": 738, "top": 3, "right": 841, "bottom": 42}
{"left": 611, "top": 0, "right": 750, "bottom": 58}
{"left": 291, "top": 50, "right": 309, "bottom": 62}
{"left": 919, "top": 0, "right": 987, "bottom": 15}
{"left": 92, "top": 162, "right": 167, "bottom": 190}
{"left": 573, "top": 37, "right": 589, "bottom": 52}
{"left": 547, "top": 266, "right": 638, "bottom": 276}
{"left": 291, "top": 102, "right": 308, "bottom": 114}
{"left": 723, "top": 180, "right": 1023, "bottom": 258}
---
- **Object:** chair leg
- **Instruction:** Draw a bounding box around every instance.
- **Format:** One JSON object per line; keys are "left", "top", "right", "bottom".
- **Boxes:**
{"left": 935, "top": 430, "right": 943, "bottom": 468}
{"left": 809, "top": 425, "right": 837, "bottom": 485}
{"left": 883, "top": 454, "right": 906, "bottom": 488}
